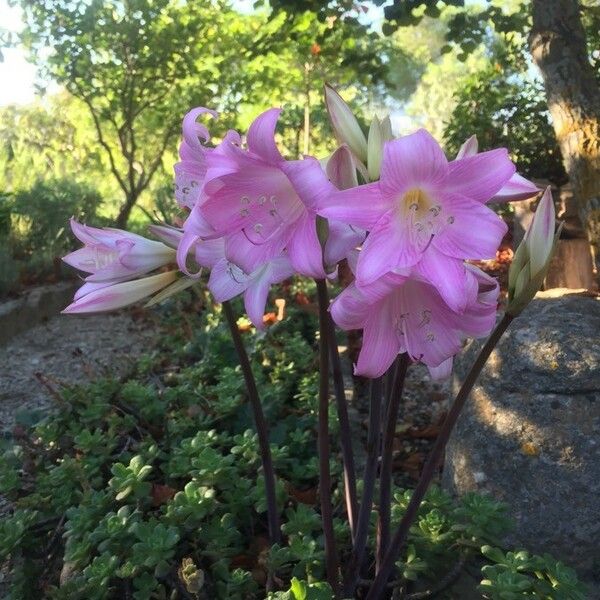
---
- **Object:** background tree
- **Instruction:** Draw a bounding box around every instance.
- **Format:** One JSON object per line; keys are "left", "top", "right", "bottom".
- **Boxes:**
{"left": 15, "top": 0, "right": 258, "bottom": 227}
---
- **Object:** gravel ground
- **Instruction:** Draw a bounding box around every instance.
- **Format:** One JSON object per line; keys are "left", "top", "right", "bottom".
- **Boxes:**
{"left": 0, "top": 310, "right": 157, "bottom": 435}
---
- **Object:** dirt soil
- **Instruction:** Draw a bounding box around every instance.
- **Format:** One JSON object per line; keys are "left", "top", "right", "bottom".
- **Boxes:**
{"left": 0, "top": 310, "right": 156, "bottom": 435}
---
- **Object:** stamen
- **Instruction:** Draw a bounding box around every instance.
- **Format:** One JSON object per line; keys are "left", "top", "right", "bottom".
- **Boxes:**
{"left": 447, "top": 216, "right": 455, "bottom": 224}
{"left": 240, "top": 208, "right": 249, "bottom": 217}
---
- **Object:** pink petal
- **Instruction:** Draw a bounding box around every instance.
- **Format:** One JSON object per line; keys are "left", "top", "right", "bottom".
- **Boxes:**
{"left": 413, "top": 247, "right": 470, "bottom": 313}
{"left": 243, "top": 277, "right": 271, "bottom": 329}
{"left": 324, "top": 219, "right": 365, "bottom": 267}
{"left": 208, "top": 259, "right": 249, "bottom": 302}
{"left": 195, "top": 237, "right": 225, "bottom": 269}
{"left": 287, "top": 211, "right": 326, "bottom": 278}
{"left": 398, "top": 281, "right": 462, "bottom": 367}
{"left": 492, "top": 173, "right": 540, "bottom": 203}
{"left": 432, "top": 193, "right": 508, "bottom": 260}
{"left": 148, "top": 225, "right": 183, "bottom": 249}
{"left": 224, "top": 229, "right": 288, "bottom": 274}
{"left": 330, "top": 283, "right": 372, "bottom": 330}
{"left": 174, "top": 160, "right": 206, "bottom": 209}
{"left": 316, "top": 182, "right": 391, "bottom": 230}
{"left": 177, "top": 232, "right": 202, "bottom": 277}
{"left": 182, "top": 107, "right": 218, "bottom": 150}
{"left": 246, "top": 108, "right": 284, "bottom": 164}
{"left": 355, "top": 302, "right": 400, "bottom": 378}
{"left": 427, "top": 358, "right": 453, "bottom": 380}
{"left": 356, "top": 210, "right": 420, "bottom": 285}
{"left": 445, "top": 149, "right": 515, "bottom": 204}
{"left": 379, "top": 129, "right": 448, "bottom": 196}
{"left": 281, "top": 157, "right": 336, "bottom": 211}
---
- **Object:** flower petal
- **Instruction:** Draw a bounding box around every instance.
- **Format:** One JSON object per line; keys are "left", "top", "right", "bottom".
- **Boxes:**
{"left": 208, "top": 259, "right": 249, "bottom": 302}
{"left": 287, "top": 211, "right": 326, "bottom": 278}
{"left": 356, "top": 210, "right": 420, "bottom": 285}
{"left": 413, "top": 247, "right": 470, "bottom": 313}
{"left": 379, "top": 129, "right": 448, "bottom": 196}
{"left": 246, "top": 108, "right": 284, "bottom": 164}
{"left": 355, "top": 301, "right": 400, "bottom": 378}
{"left": 492, "top": 173, "right": 540, "bottom": 203}
{"left": 326, "top": 144, "right": 358, "bottom": 190}
{"left": 317, "top": 182, "right": 390, "bottom": 230}
{"left": 445, "top": 149, "right": 515, "bottom": 204}
{"left": 432, "top": 193, "right": 508, "bottom": 260}
{"left": 243, "top": 277, "right": 271, "bottom": 329}
{"left": 281, "top": 156, "right": 336, "bottom": 211}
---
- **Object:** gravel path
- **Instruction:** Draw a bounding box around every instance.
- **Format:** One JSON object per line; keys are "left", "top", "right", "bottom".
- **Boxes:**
{"left": 0, "top": 310, "right": 156, "bottom": 434}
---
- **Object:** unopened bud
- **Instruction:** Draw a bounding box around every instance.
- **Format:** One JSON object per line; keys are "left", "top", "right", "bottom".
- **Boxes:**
{"left": 380, "top": 115, "right": 394, "bottom": 141}
{"left": 324, "top": 83, "right": 368, "bottom": 163}
{"left": 507, "top": 187, "right": 562, "bottom": 316}
{"left": 456, "top": 134, "right": 478, "bottom": 159}
{"left": 326, "top": 145, "right": 358, "bottom": 190}
{"left": 367, "top": 115, "right": 383, "bottom": 181}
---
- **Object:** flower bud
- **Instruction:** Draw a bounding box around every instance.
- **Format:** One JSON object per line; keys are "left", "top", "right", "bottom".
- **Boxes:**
{"left": 380, "top": 115, "right": 394, "bottom": 141}
{"left": 326, "top": 144, "right": 358, "bottom": 190}
{"left": 324, "top": 83, "right": 368, "bottom": 163}
{"left": 507, "top": 187, "right": 562, "bottom": 316}
{"left": 367, "top": 115, "right": 383, "bottom": 181}
{"left": 456, "top": 134, "right": 478, "bottom": 159}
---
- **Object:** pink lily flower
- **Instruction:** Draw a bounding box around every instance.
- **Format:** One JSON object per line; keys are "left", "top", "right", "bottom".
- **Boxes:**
{"left": 62, "top": 271, "right": 178, "bottom": 314}
{"left": 62, "top": 219, "right": 176, "bottom": 283}
{"left": 174, "top": 107, "right": 242, "bottom": 210}
{"left": 456, "top": 135, "right": 539, "bottom": 202}
{"left": 188, "top": 108, "right": 336, "bottom": 279}
{"left": 317, "top": 129, "right": 513, "bottom": 290}
{"left": 194, "top": 234, "right": 294, "bottom": 328}
{"left": 330, "top": 263, "right": 499, "bottom": 379}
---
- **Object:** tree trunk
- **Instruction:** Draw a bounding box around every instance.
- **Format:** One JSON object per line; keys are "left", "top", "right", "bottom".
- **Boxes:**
{"left": 529, "top": 0, "right": 600, "bottom": 276}
{"left": 115, "top": 192, "right": 138, "bottom": 229}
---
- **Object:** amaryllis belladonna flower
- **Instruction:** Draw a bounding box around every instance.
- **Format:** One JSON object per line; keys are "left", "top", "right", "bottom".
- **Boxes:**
{"left": 317, "top": 129, "right": 514, "bottom": 291}
{"left": 179, "top": 108, "right": 358, "bottom": 279}
{"left": 331, "top": 263, "right": 499, "bottom": 379}
{"left": 63, "top": 219, "right": 176, "bottom": 283}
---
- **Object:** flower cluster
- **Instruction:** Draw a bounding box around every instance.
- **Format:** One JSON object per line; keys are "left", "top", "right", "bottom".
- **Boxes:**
{"left": 64, "top": 87, "right": 545, "bottom": 379}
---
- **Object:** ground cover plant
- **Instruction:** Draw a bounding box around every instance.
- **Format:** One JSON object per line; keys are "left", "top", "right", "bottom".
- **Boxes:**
{"left": 0, "top": 291, "right": 586, "bottom": 599}
{"left": 0, "top": 85, "right": 585, "bottom": 599}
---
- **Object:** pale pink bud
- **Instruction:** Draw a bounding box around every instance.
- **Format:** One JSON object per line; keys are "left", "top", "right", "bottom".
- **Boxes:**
{"left": 62, "top": 271, "right": 178, "bottom": 314}
{"left": 456, "top": 134, "right": 478, "bottom": 159}
{"left": 324, "top": 84, "right": 368, "bottom": 163}
{"left": 527, "top": 187, "right": 556, "bottom": 277}
{"left": 326, "top": 145, "right": 358, "bottom": 190}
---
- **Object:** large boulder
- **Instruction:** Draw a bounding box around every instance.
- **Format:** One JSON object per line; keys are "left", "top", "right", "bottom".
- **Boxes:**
{"left": 443, "top": 291, "right": 600, "bottom": 589}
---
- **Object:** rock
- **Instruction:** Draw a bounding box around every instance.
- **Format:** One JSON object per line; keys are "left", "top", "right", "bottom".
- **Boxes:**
{"left": 443, "top": 291, "right": 600, "bottom": 590}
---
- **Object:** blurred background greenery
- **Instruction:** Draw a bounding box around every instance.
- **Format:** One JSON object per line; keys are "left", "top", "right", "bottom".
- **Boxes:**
{"left": 0, "top": 0, "right": 598, "bottom": 296}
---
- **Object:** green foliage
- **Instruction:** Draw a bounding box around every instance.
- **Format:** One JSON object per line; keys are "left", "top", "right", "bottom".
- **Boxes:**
{"left": 0, "top": 294, "right": 587, "bottom": 599}
{"left": 443, "top": 68, "right": 567, "bottom": 184}
{"left": 0, "top": 178, "right": 105, "bottom": 294}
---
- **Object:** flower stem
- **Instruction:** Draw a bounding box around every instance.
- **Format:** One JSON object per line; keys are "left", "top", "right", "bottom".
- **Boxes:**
{"left": 366, "top": 314, "right": 514, "bottom": 600}
{"left": 222, "top": 300, "right": 281, "bottom": 546}
{"left": 327, "top": 313, "right": 358, "bottom": 540}
{"left": 315, "top": 279, "right": 340, "bottom": 596}
{"left": 343, "top": 376, "right": 383, "bottom": 596}
{"left": 377, "top": 353, "right": 410, "bottom": 572}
